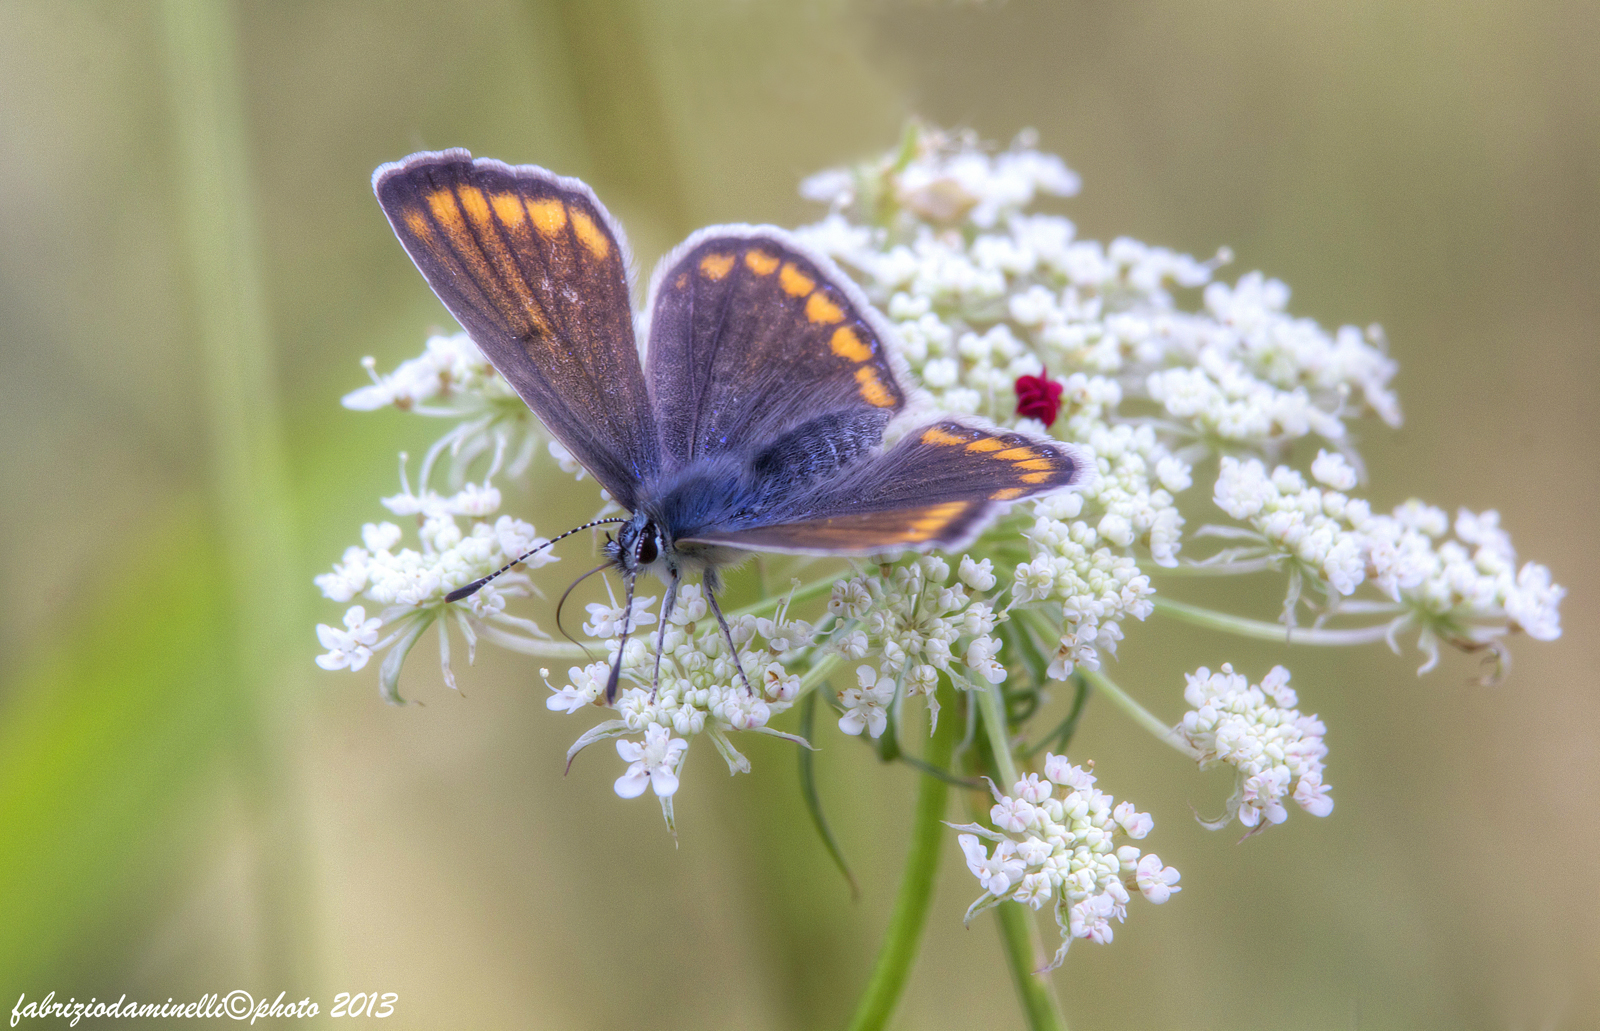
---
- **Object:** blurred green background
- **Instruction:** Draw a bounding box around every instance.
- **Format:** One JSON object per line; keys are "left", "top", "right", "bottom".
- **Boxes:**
{"left": 1, "top": 0, "right": 1595, "bottom": 1027}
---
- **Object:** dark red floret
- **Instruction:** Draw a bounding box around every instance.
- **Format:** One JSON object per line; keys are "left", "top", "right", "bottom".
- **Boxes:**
{"left": 1014, "top": 374, "right": 1064, "bottom": 427}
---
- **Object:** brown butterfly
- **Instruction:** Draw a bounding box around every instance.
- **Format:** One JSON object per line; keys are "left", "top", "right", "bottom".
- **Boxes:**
{"left": 373, "top": 150, "right": 1085, "bottom": 698}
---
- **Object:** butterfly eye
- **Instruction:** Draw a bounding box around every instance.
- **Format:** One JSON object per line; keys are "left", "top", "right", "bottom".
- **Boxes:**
{"left": 636, "top": 531, "right": 659, "bottom": 565}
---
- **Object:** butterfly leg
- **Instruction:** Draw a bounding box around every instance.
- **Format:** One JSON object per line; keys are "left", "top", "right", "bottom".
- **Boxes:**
{"left": 604, "top": 573, "right": 637, "bottom": 704}
{"left": 650, "top": 571, "right": 680, "bottom": 701}
{"left": 703, "top": 574, "right": 754, "bottom": 696}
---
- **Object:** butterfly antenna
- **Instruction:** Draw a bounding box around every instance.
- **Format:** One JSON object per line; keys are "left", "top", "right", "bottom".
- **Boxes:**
{"left": 445, "top": 518, "right": 626, "bottom": 603}
{"left": 604, "top": 573, "right": 636, "bottom": 703}
{"left": 555, "top": 560, "right": 612, "bottom": 660}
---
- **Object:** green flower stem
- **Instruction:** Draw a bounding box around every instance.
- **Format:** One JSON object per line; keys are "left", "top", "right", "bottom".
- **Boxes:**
{"left": 797, "top": 652, "right": 842, "bottom": 699}
{"left": 995, "top": 901, "right": 1068, "bottom": 1031}
{"left": 1078, "top": 669, "right": 1194, "bottom": 759}
{"left": 726, "top": 572, "right": 839, "bottom": 619}
{"left": 477, "top": 630, "right": 591, "bottom": 661}
{"left": 1151, "top": 596, "right": 1397, "bottom": 645}
{"left": 846, "top": 686, "right": 956, "bottom": 1031}
{"left": 974, "top": 678, "right": 1069, "bottom": 1031}
{"left": 1139, "top": 558, "right": 1280, "bottom": 576}
{"left": 976, "top": 679, "right": 1020, "bottom": 786}
{"left": 1008, "top": 604, "right": 1186, "bottom": 756}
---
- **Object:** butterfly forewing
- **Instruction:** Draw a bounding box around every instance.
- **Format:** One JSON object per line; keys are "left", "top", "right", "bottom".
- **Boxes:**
{"left": 374, "top": 150, "right": 659, "bottom": 508}
{"left": 681, "top": 420, "right": 1084, "bottom": 554}
{"left": 644, "top": 230, "right": 907, "bottom": 470}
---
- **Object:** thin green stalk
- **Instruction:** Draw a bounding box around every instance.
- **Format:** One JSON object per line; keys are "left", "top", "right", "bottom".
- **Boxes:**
{"left": 1011, "top": 607, "right": 1187, "bottom": 758}
{"left": 797, "top": 692, "right": 857, "bottom": 899}
{"left": 1079, "top": 669, "right": 1194, "bottom": 758}
{"left": 1026, "top": 674, "right": 1090, "bottom": 758}
{"left": 1152, "top": 596, "right": 1397, "bottom": 645}
{"left": 995, "top": 901, "right": 1068, "bottom": 1031}
{"left": 726, "top": 572, "right": 839, "bottom": 619}
{"left": 975, "top": 679, "right": 1019, "bottom": 786}
{"left": 969, "top": 684, "right": 1068, "bottom": 1031}
{"left": 479, "top": 633, "right": 592, "bottom": 661}
{"left": 846, "top": 686, "right": 956, "bottom": 1031}
{"left": 159, "top": 0, "right": 308, "bottom": 987}
{"left": 797, "top": 652, "right": 842, "bottom": 699}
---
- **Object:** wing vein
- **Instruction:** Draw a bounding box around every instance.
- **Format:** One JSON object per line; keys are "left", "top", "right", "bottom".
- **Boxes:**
{"left": 687, "top": 259, "right": 739, "bottom": 465}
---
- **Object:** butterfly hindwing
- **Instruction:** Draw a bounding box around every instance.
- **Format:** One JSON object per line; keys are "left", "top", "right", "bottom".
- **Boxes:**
{"left": 681, "top": 420, "right": 1085, "bottom": 554}
{"left": 682, "top": 501, "right": 994, "bottom": 553}
{"left": 373, "top": 150, "right": 659, "bottom": 508}
{"left": 644, "top": 228, "right": 908, "bottom": 471}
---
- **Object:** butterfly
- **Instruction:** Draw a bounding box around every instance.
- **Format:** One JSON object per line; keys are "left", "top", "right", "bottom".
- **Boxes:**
{"left": 373, "top": 150, "right": 1085, "bottom": 701}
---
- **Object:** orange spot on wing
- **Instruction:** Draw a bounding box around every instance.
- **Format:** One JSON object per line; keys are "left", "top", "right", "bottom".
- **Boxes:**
{"left": 990, "top": 488, "right": 1026, "bottom": 501}
{"left": 830, "top": 326, "right": 872, "bottom": 362}
{"left": 700, "top": 253, "right": 735, "bottom": 280}
{"left": 906, "top": 501, "right": 967, "bottom": 538}
{"left": 992, "top": 446, "right": 1037, "bottom": 462}
{"left": 426, "top": 189, "right": 466, "bottom": 233}
{"left": 965, "top": 437, "right": 1004, "bottom": 453}
{"left": 457, "top": 185, "right": 492, "bottom": 227}
{"left": 1020, "top": 472, "right": 1053, "bottom": 484}
{"left": 806, "top": 291, "right": 845, "bottom": 324}
{"left": 403, "top": 208, "right": 434, "bottom": 242}
{"left": 425, "top": 189, "right": 534, "bottom": 335}
{"left": 491, "top": 192, "right": 527, "bottom": 230}
{"left": 919, "top": 426, "right": 967, "bottom": 447}
{"left": 569, "top": 209, "right": 610, "bottom": 258}
{"left": 461, "top": 194, "right": 547, "bottom": 336}
{"left": 528, "top": 198, "right": 567, "bottom": 237}
{"left": 855, "top": 366, "right": 895, "bottom": 407}
{"left": 1013, "top": 458, "right": 1056, "bottom": 471}
{"left": 744, "top": 249, "right": 779, "bottom": 275}
{"left": 779, "top": 263, "right": 815, "bottom": 296}
{"left": 675, "top": 272, "right": 689, "bottom": 289}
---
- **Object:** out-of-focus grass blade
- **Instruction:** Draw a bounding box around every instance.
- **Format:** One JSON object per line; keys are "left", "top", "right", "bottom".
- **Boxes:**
{"left": 798, "top": 690, "right": 859, "bottom": 901}
{"left": 0, "top": 509, "right": 234, "bottom": 985}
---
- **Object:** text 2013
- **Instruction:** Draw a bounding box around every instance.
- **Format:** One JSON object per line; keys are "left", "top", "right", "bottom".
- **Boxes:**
{"left": 330, "top": 992, "right": 397, "bottom": 1018}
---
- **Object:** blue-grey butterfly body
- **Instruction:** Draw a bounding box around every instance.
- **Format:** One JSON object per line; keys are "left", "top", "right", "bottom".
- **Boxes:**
{"left": 373, "top": 150, "right": 1086, "bottom": 698}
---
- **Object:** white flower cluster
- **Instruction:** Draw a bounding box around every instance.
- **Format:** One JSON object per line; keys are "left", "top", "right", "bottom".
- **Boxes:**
{"left": 1176, "top": 664, "right": 1332, "bottom": 833}
{"left": 801, "top": 127, "right": 1081, "bottom": 230}
{"left": 546, "top": 582, "right": 814, "bottom": 832}
{"left": 1212, "top": 453, "right": 1380, "bottom": 598}
{"left": 343, "top": 332, "right": 550, "bottom": 492}
{"left": 314, "top": 473, "right": 558, "bottom": 702}
{"left": 801, "top": 141, "right": 1401, "bottom": 455}
{"left": 827, "top": 554, "right": 1009, "bottom": 733}
{"left": 341, "top": 331, "right": 517, "bottom": 414}
{"left": 1009, "top": 492, "right": 1155, "bottom": 677}
{"left": 1213, "top": 455, "right": 1564, "bottom": 667}
{"left": 1148, "top": 272, "right": 1401, "bottom": 444}
{"left": 545, "top": 551, "right": 1015, "bottom": 830}
{"left": 949, "top": 754, "right": 1179, "bottom": 967}
{"left": 793, "top": 127, "right": 1419, "bottom": 683}
{"left": 314, "top": 605, "right": 381, "bottom": 672}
